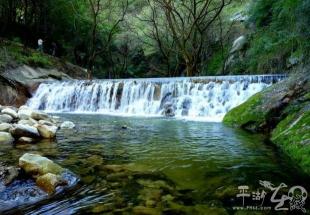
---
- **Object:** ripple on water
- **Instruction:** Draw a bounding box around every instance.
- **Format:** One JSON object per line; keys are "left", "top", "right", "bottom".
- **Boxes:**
{"left": 0, "top": 114, "right": 309, "bottom": 214}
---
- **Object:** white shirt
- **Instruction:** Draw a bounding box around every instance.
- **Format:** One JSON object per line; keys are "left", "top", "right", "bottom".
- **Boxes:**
{"left": 38, "top": 39, "right": 43, "bottom": 46}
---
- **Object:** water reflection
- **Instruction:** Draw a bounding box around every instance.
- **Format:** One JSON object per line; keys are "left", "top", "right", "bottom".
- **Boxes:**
{"left": 0, "top": 114, "right": 308, "bottom": 214}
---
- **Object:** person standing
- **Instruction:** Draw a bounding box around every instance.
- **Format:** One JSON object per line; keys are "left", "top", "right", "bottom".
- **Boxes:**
{"left": 37, "top": 38, "right": 43, "bottom": 52}
{"left": 51, "top": 42, "right": 57, "bottom": 56}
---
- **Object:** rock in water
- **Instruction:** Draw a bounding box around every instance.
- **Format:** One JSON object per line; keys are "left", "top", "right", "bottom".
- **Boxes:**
{"left": 18, "top": 119, "right": 36, "bottom": 126}
{"left": 10, "top": 124, "right": 40, "bottom": 138}
{"left": 31, "top": 111, "right": 49, "bottom": 121}
{"left": 36, "top": 124, "right": 58, "bottom": 139}
{"left": 0, "top": 114, "right": 13, "bottom": 123}
{"left": 36, "top": 173, "right": 66, "bottom": 194}
{"left": 19, "top": 153, "right": 64, "bottom": 176}
{"left": 1, "top": 108, "right": 18, "bottom": 119}
{"left": 17, "top": 137, "right": 35, "bottom": 144}
{"left": 39, "top": 120, "right": 56, "bottom": 126}
{"left": 60, "top": 121, "right": 75, "bottom": 129}
{"left": 0, "top": 165, "right": 20, "bottom": 185}
{"left": 0, "top": 123, "right": 13, "bottom": 132}
{"left": 0, "top": 132, "right": 14, "bottom": 144}
{"left": 18, "top": 108, "right": 33, "bottom": 120}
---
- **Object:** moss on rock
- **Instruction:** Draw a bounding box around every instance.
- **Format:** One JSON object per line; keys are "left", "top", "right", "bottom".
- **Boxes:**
{"left": 223, "top": 69, "right": 310, "bottom": 174}
{"left": 271, "top": 105, "right": 310, "bottom": 174}
{"left": 223, "top": 92, "right": 265, "bottom": 131}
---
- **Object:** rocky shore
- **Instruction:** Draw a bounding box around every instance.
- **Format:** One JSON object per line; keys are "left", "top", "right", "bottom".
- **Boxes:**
{"left": 0, "top": 105, "right": 75, "bottom": 144}
{"left": 224, "top": 67, "right": 310, "bottom": 174}
{"left": 0, "top": 105, "right": 78, "bottom": 212}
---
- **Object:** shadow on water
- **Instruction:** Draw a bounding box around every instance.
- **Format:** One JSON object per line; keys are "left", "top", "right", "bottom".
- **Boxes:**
{"left": 0, "top": 114, "right": 309, "bottom": 214}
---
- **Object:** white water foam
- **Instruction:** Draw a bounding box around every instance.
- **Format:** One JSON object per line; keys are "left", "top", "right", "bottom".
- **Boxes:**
{"left": 27, "top": 75, "right": 286, "bottom": 122}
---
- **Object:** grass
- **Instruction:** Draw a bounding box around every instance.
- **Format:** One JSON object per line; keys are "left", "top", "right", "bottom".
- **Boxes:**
{"left": 0, "top": 39, "right": 53, "bottom": 69}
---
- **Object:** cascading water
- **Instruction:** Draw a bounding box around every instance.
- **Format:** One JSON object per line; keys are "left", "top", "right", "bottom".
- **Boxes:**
{"left": 27, "top": 75, "right": 287, "bottom": 121}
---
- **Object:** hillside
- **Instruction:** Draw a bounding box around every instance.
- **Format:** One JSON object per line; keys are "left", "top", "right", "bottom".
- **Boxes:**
{"left": 0, "top": 39, "right": 86, "bottom": 106}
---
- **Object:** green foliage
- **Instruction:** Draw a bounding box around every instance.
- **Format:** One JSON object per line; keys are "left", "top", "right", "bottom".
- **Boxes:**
{"left": 243, "top": 0, "right": 310, "bottom": 73}
{"left": 206, "top": 48, "right": 227, "bottom": 75}
{"left": 272, "top": 106, "right": 310, "bottom": 174}
{"left": 223, "top": 92, "right": 265, "bottom": 129}
{"left": 0, "top": 40, "right": 53, "bottom": 68}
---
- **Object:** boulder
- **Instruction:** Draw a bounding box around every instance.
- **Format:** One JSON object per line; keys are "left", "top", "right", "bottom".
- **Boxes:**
{"left": 0, "top": 132, "right": 14, "bottom": 144}
{"left": 39, "top": 120, "right": 56, "bottom": 127}
{"left": 10, "top": 124, "right": 40, "bottom": 138}
{"left": 0, "top": 123, "right": 13, "bottom": 132}
{"left": 224, "top": 71, "right": 310, "bottom": 174}
{"left": 19, "top": 153, "right": 64, "bottom": 176}
{"left": 230, "top": 35, "right": 247, "bottom": 54}
{"left": 60, "top": 121, "right": 75, "bottom": 129}
{"left": 18, "top": 119, "right": 36, "bottom": 126}
{"left": 36, "top": 124, "right": 58, "bottom": 139}
{"left": 36, "top": 173, "right": 66, "bottom": 194}
{"left": 31, "top": 111, "right": 49, "bottom": 121}
{"left": 17, "top": 137, "right": 36, "bottom": 144}
{"left": 18, "top": 108, "right": 33, "bottom": 120}
{"left": 1, "top": 108, "right": 18, "bottom": 119}
{"left": 19, "top": 105, "right": 30, "bottom": 110}
{"left": 0, "top": 114, "right": 13, "bottom": 123}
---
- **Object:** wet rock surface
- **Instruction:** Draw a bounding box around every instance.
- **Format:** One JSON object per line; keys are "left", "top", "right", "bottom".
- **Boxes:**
{"left": 0, "top": 154, "right": 79, "bottom": 213}
{"left": 224, "top": 69, "right": 310, "bottom": 174}
{"left": 0, "top": 105, "right": 72, "bottom": 143}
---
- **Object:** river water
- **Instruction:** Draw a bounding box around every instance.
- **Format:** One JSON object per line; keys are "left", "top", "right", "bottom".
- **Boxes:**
{"left": 1, "top": 114, "right": 308, "bottom": 214}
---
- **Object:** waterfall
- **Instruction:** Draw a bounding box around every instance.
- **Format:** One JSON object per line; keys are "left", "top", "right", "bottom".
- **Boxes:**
{"left": 27, "top": 75, "right": 287, "bottom": 122}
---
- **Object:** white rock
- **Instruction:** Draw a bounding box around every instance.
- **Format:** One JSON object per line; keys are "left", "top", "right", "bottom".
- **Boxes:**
{"left": 19, "top": 105, "right": 31, "bottom": 110}
{"left": 19, "top": 153, "right": 64, "bottom": 175}
{"left": 0, "top": 114, "right": 13, "bottom": 123}
{"left": 36, "top": 124, "right": 58, "bottom": 139}
{"left": 18, "top": 137, "right": 35, "bottom": 144}
{"left": 0, "top": 132, "right": 14, "bottom": 144}
{"left": 60, "top": 121, "right": 75, "bottom": 129}
{"left": 230, "top": 35, "right": 247, "bottom": 54}
{"left": 31, "top": 111, "right": 49, "bottom": 121}
{"left": 0, "top": 123, "right": 13, "bottom": 132}
{"left": 10, "top": 124, "right": 40, "bottom": 138}
{"left": 18, "top": 119, "right": 36, "bottom": 126}
{"left": 18, "top": 108, "right": 33, "bottom": 120}
{"left": 1, "top": 108, "right": 18, "bottom": 119}
{"left": 39, "top": 120, "right": 55, "bottom": 127}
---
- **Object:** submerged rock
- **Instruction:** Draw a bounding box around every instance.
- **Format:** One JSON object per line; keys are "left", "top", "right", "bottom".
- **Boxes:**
{"left": 132, "top": 206, "right": 161, "bottom": 215}
{"left": 0, "top": 132, "right": 14, "bottom": 144}
{"left": 60, "top": 121, "right": 75, "bottom": 129}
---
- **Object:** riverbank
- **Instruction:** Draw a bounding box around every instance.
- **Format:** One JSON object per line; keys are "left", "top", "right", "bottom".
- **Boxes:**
{"left": 224, "top": 65, "right": 310, "bottom": 174}
{"left": 0, "top": 39, "right": 86, "bottom": 106}
{"left": 0, "top": 106, "right": 78, "bottom": 212}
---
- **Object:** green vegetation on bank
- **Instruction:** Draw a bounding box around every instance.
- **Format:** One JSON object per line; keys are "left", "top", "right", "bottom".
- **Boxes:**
{"left": 0, "top": 40, "right": 53, "bottom": 69}
{"left": 1, "top": 0, "right": 309, "bottom": 78}
{"left": 224, "top": 70, "right": 310, "bottom": 173}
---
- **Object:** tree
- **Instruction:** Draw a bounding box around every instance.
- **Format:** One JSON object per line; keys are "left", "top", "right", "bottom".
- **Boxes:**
{"left": 85, "top": 0, "right": 128, "bottom": 79}
{"left": 152, "top": 0, "right": 232, "bottom": 76}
